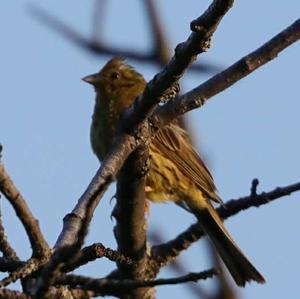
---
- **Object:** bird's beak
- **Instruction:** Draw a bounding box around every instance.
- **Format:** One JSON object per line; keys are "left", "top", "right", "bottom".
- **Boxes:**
{"left": 82, "top": 73, "right": 99, "bottom": 85}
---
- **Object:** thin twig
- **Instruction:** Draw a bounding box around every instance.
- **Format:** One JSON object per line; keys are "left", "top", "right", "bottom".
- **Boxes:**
{"left": 56, "top": 268, "right": 218, "bottom": 296}
{"left": 250, "top": 178, "right": 259, "bottom": 197}
{"left": 62, "top": 243, "right": 135, "bottom": 272}
{"left": 151, "top": 181, "right": 300, "bottom": 265}
{"left": 0, "top": 207, "right": 19, "bottom": 260}
{"left": 0, "top": 258, "right": 42, "bottom": 288}
{"left": 149, "top": 231, "right": 210, "bottom": 299}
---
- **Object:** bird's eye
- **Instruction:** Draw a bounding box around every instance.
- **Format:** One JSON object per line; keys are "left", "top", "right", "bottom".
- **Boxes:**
{"left": 111, "top": 71, "right": 120, "bottom": 80}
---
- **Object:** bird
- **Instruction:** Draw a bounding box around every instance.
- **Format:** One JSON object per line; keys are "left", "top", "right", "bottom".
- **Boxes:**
{"left": 82, "top": 57, "right": 265, "bottom": 287}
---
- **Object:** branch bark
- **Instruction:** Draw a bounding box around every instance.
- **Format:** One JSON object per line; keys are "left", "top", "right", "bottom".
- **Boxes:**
{"left": 114, "top": 144, "right": 150, "bottom": 299}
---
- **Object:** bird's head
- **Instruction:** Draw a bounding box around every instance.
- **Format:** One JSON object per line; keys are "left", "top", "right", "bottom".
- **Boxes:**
{"left": 82, "top": 57, "right": 146, "bottom": 104}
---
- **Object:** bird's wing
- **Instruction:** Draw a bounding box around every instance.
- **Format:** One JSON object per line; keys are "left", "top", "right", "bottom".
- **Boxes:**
{"left": 152, "top": 123, "right": 222, "bottom": 204}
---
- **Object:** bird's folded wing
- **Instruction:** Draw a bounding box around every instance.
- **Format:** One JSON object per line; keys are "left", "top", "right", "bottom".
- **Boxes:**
{"left": 152, "top": 123, "right": 222, "bottom": 204}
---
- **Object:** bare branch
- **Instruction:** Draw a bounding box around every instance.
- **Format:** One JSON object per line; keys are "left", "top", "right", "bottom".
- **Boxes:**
{"left": 149, "top": 231, "right": 210, "bottom": 299}
{"left": 114, "top": 145, "right": 150, "bottom": 298}
{"left": 151, "top": 181, "right": 300, "bottom": 265}
{"left": 250, "top": 178, "right": 259, "bottom": 198}
{"left": 157, "top": 18, "right": 300, "bottom": 123}
{"left": 0, "top": 207, "right": 19, "bottom": 261}
{"left": 0, "top": 258, "right": 42, "bottom": 288}
{"left": 56, "top": 268, "right": 218, "bottom": 296}
{"left": 63, "top": 243, "right": 135, "bottom": 273}
{"left": 219, "top": 181, "right": 300, "bottom": 219}
{"left": 54, "top": 134, "right": 137, "bottom": 248}
{"left": 0, "top": 163, "right": 49, "bottom": 258}
{"left": 36, "top": 178, "right": 101, "bottom": 297}
{"left": 126, "top": 0, "right": 234, "bottom": 129}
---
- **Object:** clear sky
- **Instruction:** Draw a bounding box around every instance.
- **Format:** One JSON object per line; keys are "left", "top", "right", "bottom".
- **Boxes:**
{"left": 1, "top": 1, "right": 300, "bottom": 298}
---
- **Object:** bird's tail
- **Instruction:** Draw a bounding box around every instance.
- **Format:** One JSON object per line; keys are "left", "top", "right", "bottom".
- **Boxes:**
{"left": 195, "top": 204, "right": 265, "bottom": 286}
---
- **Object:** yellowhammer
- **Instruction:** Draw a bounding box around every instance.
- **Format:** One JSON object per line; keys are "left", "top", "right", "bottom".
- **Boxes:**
{"left": 83, "top": 57, "right": 265, "bottom": 287}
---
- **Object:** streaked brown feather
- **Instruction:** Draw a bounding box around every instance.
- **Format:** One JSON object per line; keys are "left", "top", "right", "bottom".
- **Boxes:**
{"left": 152, "top": 123, "right": 222, "bottom": 204}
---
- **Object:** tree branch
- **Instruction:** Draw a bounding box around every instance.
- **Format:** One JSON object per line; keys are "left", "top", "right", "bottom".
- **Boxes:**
{"left": 126, "top": 0, "right": 233, "bottom": 129}
{"left": 156, "top": 18, "right": 300, "bottom": 123}
{"left": 113, "top": 144, "right": 150, "bottom": 298}
{"left": 56, "top": 268, "right": 218, "bottom": 296}
{"left": 0, "top": 162, "right": 49, "bottom": 258}
{"left": 62, "top": 243, "right": 135, "bottom": 273}
{"left": 0, "top": 207, "right": 19, "bottom": 261}
{"left": 149, "top": 231, "right": 210, "bottom": 299}
{"left": 35, "top": 173, "right": 103, "bottom": 298}
{"left": 54, "top": 134, "right": 137, "bottom": 248}
{"left": 151, "top": 181, "right": 300, "bottom": 266}
{"left": 0, "top": 258, "right": 42, "bottom": 288}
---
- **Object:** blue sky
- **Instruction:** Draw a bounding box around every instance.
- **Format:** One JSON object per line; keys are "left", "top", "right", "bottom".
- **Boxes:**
{"left": 1, "top": 1, "right": 300, "bottom": 298}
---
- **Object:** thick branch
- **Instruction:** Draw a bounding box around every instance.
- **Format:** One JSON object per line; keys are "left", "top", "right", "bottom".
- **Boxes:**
{"left": 114, "top": 145, "right": 149, "bottom": 299}
{"left": 126, "top": 0, "right": 233, "bottom": 129}
{"left": 0, "top": 163, "right": 49, "bottom": 258}
{"left": 157, "top": 18, "right": 300, "bottom": 122}
{"left": 36, "top": 174, "right": 105, "bottom": 297}
{"left": 151, "top": 181, "right": 300, "bottom": 265}
{"left": 54, "top": 134, "right": 137, "bottom": 248}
